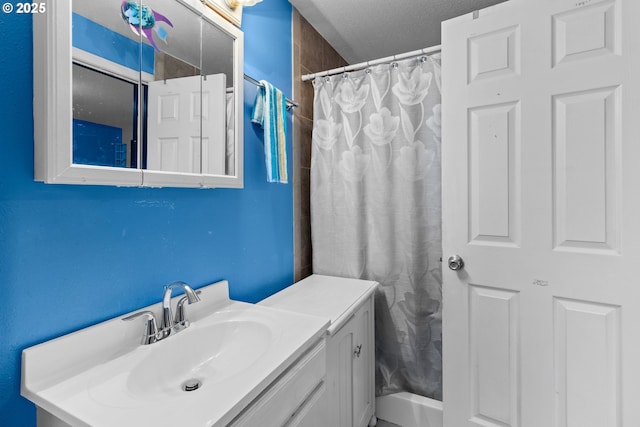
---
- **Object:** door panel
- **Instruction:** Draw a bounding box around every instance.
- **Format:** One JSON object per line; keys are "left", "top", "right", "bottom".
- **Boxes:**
{"left": 468, "top": 101, "right": 521, "bottom": 247}
{"left": 468, "top": 285, "right": 520, "bottom": 427}
{"left": 553, "top": 298, "right": 621, "bottom": 427}
{"left": 552, "top": 86, "right": 621, "bottom": 254}
{"left": 552, "top": 0, "right": 618, "bottom": 67}
{"left": 467, "top": 25, "right": 520, "bottom": 84}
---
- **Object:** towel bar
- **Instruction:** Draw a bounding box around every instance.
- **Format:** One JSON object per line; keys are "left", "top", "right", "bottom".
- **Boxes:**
{"left": 244, "top": 73, "right": 299, "bottom": 110}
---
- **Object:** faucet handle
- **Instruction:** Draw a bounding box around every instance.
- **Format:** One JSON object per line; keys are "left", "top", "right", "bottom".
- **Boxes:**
{"left": 123, "top": 311, "right": 159, "bottom": 345}
{"left": 174, "top": 290, "right": 202, "bottom": 329}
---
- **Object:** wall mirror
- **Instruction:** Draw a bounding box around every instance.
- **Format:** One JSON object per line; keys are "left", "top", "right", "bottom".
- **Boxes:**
{"left": 34, "top": 0, "right": 243, "bottom": 188}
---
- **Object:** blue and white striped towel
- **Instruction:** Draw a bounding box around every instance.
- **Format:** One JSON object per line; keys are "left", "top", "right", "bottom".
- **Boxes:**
{"left": 251, "top": 80, "right": 288, "bottom": 184}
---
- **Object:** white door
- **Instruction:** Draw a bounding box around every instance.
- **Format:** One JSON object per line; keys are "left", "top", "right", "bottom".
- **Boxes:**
{"left": 147, "top": 74, "right": 225, "bottom": 174}
{"left": 442, "top": 0, "right": 640, "bottom": 426}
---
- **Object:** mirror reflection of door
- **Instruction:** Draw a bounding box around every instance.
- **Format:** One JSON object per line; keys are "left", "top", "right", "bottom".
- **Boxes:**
{"left": 146, "top": 74, "right": 225, "bottom": 174}
{"left": 146, "top": 76, "right": 200, "bottom": 173}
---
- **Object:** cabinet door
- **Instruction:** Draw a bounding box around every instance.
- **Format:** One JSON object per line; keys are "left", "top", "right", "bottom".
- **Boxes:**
{"left": 352, "top": 297, "right": 374, "bottom": 427}
{"left": 326, "top": 322, "right": 354, "bottom": 427}
{"left": 326, "top": 297, "right": 375, "bottom": 427}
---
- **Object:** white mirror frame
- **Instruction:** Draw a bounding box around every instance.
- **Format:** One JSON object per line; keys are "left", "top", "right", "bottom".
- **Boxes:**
{"left": 33, "top": 0, "right": 244, "bottom": 189}
{"left": 204, "top": 0, "right": 243, "bottom": 27}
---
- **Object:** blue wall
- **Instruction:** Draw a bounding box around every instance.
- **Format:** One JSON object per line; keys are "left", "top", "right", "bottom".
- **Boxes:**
{"left": 0, "top": 1, "right": 293, "bottom": 425}
{"left": 73, "top": 119, "right": 125, "bottom": 167}
{"left": 72, "top": 12, "right": 155, "bottom": 74}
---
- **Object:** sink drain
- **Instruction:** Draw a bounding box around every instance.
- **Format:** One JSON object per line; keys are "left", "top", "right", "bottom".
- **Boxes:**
{"left": 182, "top": 379, "right": 202, "bottom": 392}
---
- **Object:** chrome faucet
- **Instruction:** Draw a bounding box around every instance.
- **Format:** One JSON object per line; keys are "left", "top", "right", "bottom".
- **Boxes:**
{"left": 160, "top": 281, "right": 201, "bottom": 338}
{"left": 123, "top": 281, "right": 201, "bottom": 345}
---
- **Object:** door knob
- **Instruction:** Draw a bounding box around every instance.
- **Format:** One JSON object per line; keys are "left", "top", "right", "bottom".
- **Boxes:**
{"left": 448, "top": 255, "right": 464, "bottom": 271}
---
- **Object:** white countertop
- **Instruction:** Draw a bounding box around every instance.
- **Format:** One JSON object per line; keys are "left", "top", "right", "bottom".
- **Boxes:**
{"left": 260, "top": 274, "right": 379, "bottom": 335}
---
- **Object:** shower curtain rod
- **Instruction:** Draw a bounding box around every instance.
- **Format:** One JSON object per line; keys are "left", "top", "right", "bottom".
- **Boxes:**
{"left": 301, "top": 44, "right": 442, "bottom": 82}
{"left": 244, "top": 73, "right": 299, "bottom": 110}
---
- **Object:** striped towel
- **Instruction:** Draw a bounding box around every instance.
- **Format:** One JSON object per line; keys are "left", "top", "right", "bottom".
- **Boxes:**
{"left": 251, "top": 80, "right": 288, "bottom": 184}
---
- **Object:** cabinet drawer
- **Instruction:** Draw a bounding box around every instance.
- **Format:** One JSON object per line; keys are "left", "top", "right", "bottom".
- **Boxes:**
{"left": 284, "top": 381, "right": 326, "bottom": 427}
{"left": 229, "top": 339, "right": 326, "bottom": 427}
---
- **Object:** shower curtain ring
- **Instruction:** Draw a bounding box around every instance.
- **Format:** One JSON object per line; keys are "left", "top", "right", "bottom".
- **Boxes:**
{"left": 391, "top": 62, "right": 399, "bottom": 69}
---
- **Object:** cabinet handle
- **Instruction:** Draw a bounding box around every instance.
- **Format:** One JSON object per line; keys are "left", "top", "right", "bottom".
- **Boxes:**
{"left": 354, "top": 344, "right": 362, "bottom": 358}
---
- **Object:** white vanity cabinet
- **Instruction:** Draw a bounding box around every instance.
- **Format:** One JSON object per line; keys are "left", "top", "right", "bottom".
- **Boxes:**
{"left": 260, "top": 275, "right": 378, "bottom": 427}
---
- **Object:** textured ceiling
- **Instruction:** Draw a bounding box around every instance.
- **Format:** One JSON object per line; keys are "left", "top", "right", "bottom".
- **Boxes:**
{"left": 289, "top": 0, "right": 509, "bottom": 64}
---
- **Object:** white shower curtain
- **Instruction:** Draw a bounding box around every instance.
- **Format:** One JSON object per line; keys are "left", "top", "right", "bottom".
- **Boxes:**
{"left": 310, "top": 55, "right": 443, "bottom": 399}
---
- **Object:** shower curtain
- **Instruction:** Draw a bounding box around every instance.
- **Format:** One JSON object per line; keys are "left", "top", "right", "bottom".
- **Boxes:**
{"left": 310, "top": 55, "right": 443, "bottom": 400}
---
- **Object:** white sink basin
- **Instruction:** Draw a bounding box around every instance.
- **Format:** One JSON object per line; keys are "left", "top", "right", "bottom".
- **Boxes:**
{"left": 125, "top": 318, "right": 273, "bottom": 400}
{"left": 21, "top": 280, "right": 330, "bottom": 427}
